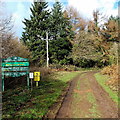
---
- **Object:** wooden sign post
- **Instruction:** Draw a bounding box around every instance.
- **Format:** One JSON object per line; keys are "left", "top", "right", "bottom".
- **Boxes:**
{"left": 1, "top": 56, "right": 29, "bottom": 91}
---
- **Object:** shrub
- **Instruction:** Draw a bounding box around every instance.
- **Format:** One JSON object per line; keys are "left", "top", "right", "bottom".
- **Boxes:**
{"left": 101, "top": 64, "right": 118, "bottom": 91}
{"left": 30, "top": 66, "right": 52, "bottom": 77}
{"left": 73, "top": 58, "right": 96, "bottom": 68}
{"left": 63, "top": 65, "right": 79, "bottom": 71}
{"left": 2, "top": 37, "right": 31, "bottom": 59}
{"left": 49, "top": 64, "right": 63, "bottom": 69}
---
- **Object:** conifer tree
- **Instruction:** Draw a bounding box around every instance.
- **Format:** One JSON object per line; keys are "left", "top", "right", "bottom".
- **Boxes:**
{"left": 21, "top": 1, "right": 50, "bottom": 65}
{"left": 49, "top": 1, "right": 74, "bottom": 64}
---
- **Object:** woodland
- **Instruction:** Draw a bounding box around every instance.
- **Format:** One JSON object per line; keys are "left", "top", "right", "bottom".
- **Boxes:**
{"left": 1, "top": 1, "right": 119, "bottom": 119}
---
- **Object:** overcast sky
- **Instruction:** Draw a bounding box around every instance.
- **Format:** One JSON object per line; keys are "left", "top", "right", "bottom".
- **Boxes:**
{"left": 3, "top": 0, "right": 119, "bottom": 38}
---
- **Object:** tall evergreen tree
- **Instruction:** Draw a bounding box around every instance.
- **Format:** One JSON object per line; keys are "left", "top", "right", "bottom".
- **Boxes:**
{"left": 21, "top": 1, "right": 50, "bottom": 65}
{"left": 49, "top": 1, "right": 74, "bottom": 64}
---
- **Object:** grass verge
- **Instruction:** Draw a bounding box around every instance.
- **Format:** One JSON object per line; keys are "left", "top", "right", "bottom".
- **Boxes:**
{"left": 53, "top": 71, "right": 80, "bottom": 83}
{"left": 2, "top": 71, "right": 79, "bottom": 119}
{"left": 94, "top": 73, "right": 118, "bottom": 105}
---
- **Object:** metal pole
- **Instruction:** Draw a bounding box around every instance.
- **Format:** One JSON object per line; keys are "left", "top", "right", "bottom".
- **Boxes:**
{"left": 27, "top": 72, "right": 29, "bottom": 89}
{"left": 46, "top": 32, "right": 49, "bottom": 67}
{"left": 31, "top": 78, "right": 33, "bottom": 90}
{"left": 2, "top": 74, "right": 4, "bottom": 92}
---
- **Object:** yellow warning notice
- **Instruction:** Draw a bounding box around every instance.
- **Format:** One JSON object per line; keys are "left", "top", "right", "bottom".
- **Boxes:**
{"left": 34, "top": 72, "right": 40, "bottom": 81}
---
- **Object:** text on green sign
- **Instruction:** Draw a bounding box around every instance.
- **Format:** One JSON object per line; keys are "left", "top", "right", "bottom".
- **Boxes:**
{"left": 2, "top": 62, "right": 29, "bottom": 67}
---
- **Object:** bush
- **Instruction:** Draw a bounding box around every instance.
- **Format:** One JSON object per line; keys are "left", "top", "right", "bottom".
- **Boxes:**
{"left": 73, "top": 58, "right": 96, "bottom": 68}
{"left": 2, "top": 37, "right": 31, "bottom": 59}
{"left": 49, "top": 64, "right": 79, "bottom": 71}
{"left": 101, "top": 64, "right": 118, "bottom": 91}
{"left": 30, "top": 66, "right": 52, "bottom": 77}
{"left": 59, "top": 57, "right": 73, "bottom": 65}
{"left": 49, "top": 64, "right": 63, "bottom": 70}
{"left": 4, "top": 66, "right": 52, "bottom": 90}
{"left": 63, "top": 65, "right": 79, "bottom": 71}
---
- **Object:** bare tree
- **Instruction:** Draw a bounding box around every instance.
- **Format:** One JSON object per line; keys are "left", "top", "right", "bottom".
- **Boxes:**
{"left": 64, "top": 6, "right": 87, "bottom": 32}
{"left": 0, "top": 1, "right": 14, "bottom": 59}
{"left": 0, "top": 1, "right": 31, "bottom": 59}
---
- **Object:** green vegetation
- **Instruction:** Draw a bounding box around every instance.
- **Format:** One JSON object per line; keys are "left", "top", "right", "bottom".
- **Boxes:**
{"left": 87, "top": 92, "right": 101, "bottom": 118}
{"left": 20, "top": 1, "right": 119, "bottom": 68}
{"left": 54, "top": 71, "right": 80, "bottom": 83}
{"left": 21, "top": 2, "right": 50, "bottom": 65}
{"left": 2, "top": 1, "right": 119, "bottom": 68}
{"left": 2, "top": 71, "right": 79, "bottom": 119}
{"left": 94, "top": 73, "right": 118, "bottom": 105}
{"left": 1, "top": 0, "right": 119, "bottom": 119}
{"left": 49, "top": 2, "right": 74, "bottom": 65}
{"left": 21, "top": 1, "right": 74, "bottom": 66}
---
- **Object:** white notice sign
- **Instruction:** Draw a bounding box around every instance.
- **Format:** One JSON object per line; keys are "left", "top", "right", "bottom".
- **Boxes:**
{"left": 29, "top": 73, "right": 33, "bottom": 79}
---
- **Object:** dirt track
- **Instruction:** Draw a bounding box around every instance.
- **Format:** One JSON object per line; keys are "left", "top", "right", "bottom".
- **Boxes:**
{"left": 56, "top": 71, "right": 118, "bottom": 118}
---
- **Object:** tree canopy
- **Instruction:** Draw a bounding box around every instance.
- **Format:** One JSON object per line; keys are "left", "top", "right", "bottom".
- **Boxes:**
{"left": 21, "top": 1, "right": 74, "bottom": 65}
{"left": 21, "top": 1, "right": 50, "bottom": 65}
{"left": 21, "top": 2, "right": 119, "bottom": 67}
{"left": 49, "top": 1, "right": 74, "bottom": 64}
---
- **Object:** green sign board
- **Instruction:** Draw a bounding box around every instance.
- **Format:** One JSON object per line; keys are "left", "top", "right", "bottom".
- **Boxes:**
{"left": 2, "top": 56, "right": 28, "bottom": 62}
{"left": 2, "top": 67, "right": 29, "bottom": 71}
{"left": 2, "top": 62, "right": 29, "bottom": 67}
{"left": 2, "top": 56, "right": 30, "bottom": 91}
{"left": 2, "top": 72, "right": 28, "bottom": 77}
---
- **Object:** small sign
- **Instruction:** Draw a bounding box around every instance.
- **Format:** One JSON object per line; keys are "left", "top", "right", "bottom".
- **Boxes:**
{"left": 29, "top": 73, "right": 34, "bottom": 79}
{"left": 34, "top": 72, "right": 40, "bottom": 81}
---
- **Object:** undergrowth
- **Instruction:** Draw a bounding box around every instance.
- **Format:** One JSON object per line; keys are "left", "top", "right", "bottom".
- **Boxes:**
{"left": 2, "top": 71, "right": 79, "bottom": 119}
{"left": 101, "top": 64, "right": 118, "bottom": 92}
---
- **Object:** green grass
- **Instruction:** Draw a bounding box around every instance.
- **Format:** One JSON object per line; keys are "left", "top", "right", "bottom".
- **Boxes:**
{"left": 94, "top": 73, "right": 118, "bottom": 105}
{"left": 87, "top": 92, "right": 101, "bottom": 118}
{"left": 3, "top": 71, "right": 79, "bottom": 119}
{"left": 54, "top": 71, "right": 80, "bottom": 83}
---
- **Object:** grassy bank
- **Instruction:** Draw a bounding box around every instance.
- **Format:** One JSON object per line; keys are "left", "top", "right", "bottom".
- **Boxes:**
{"left": 2, "top": 71, "right": 79, "bottom": 119}
{"left": 94, "top": 73, "right": 118, "bottom": 105}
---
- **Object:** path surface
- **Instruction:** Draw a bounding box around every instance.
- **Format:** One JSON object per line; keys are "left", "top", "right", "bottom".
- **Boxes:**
{"left": 56, "top": 71, "right": 118, "bottom": 118}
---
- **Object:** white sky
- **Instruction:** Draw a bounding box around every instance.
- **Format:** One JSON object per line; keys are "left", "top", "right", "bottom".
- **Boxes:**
{"left": 2, "top": 0, "right": 119, "bottom": 37}
{"left": 67, "top": 0, "right": 118, "bottom": 19}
